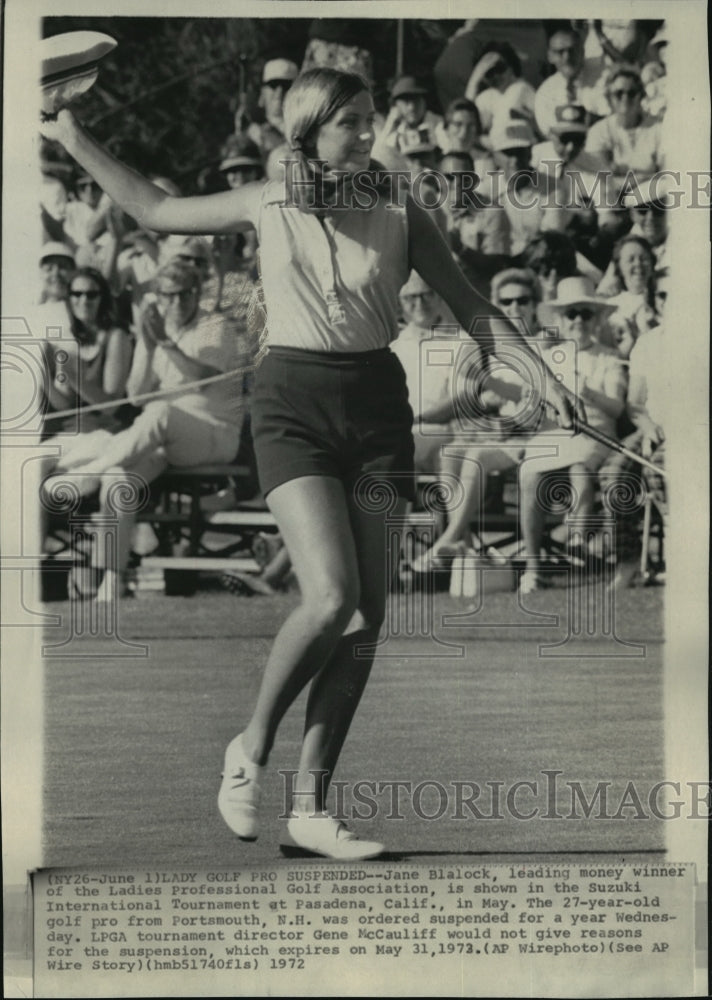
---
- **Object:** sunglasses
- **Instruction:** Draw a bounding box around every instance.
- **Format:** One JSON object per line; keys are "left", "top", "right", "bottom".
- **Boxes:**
{"left": 156, "top": 289, "right": 197, "bottom": 303}
{"left": 69, "top": 289, "right": 100, "bottom": 300}
{"left": 499, "top": 295, "right": 532, "bottom": 307}
{"left": 610, "top": 88, "right": 641, "bottom": 100}
{"left": 564, "top": 307, "right": 594, "bottom": 321}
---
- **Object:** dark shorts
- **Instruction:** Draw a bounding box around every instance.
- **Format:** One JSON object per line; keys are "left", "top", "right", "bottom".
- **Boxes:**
{"left": 251, "top": 347, "right": 416, "bottom": 501}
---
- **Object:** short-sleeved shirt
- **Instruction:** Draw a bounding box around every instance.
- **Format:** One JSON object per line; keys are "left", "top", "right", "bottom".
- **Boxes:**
{"left": 584, "top": 113, "right": 664, "bottom": 177}
{"left": 256, "top": 180, "right": 409, "bottom": 353}
{"left": 534, "top": 60, "right": 609, "bottom": 139}
{"left": 628, "top": 326, "right": 666, "bottom": 429}
{"left": 150, "top": 307, "right": 251, "bottom": 427}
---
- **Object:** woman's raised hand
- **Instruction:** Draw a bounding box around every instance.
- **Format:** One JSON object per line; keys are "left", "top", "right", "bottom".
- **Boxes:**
{"left": 39, "top": 107, "right": 77, "bottom": 147}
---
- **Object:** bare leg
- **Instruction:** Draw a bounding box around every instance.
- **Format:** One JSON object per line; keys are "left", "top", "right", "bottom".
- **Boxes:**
{"left": 240, "top": 476, "right": 361, "bottom": 766}
{"left": 293, "top": 491, "right": 401, "bottom": 814}
{"left": 519, "top": 461, "right": 546, "bottom": 576}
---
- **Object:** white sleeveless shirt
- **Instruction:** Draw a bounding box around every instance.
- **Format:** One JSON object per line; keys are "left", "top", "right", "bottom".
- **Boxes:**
{"left": 256, "top": 180, "right": 409, "bottom": 352}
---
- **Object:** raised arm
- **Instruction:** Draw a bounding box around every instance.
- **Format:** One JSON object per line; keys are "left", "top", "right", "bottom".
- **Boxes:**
{"left": 406, "top": 196, "right": 583, "bottom": 430}
{"left": 40, "top": 110, "right": 261, "bottom": 235}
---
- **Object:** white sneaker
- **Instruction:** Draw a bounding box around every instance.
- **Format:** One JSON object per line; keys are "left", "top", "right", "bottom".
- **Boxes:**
{"left": 217, "top": 735, "right": 263, "bottom": 841}
{"left": 283, "top": 812, "right": 384, "bottom": 860}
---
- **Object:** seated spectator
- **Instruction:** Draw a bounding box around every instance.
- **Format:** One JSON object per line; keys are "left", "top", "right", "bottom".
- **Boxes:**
{"left": 439, "top": 150, "right": 511, "bottom": 298}
{"left": 390, "top": 271, "right": 479, "bottom": 475}
{"left": 596, "top": 177, "right": 669, "bottom": 295}
{"left": 518, "top": 275, "right": 625, "bottom": 593}
{"left": 584, "top": 65, "right": 664, "bottom": 184}
{"left": 64, "top": 170, "right": 107, "bottom": 259}
{"left": 518, "top": 230, "right": 579, "bottom": 305}
{"left": 584, "top": 19, "right": 661, "bottom": 68}
{"left": 413, "top": 267, "right": 547, "bottom": 570}
{"left": 34, "top": 242, "right": 76, "bottom": 344}
{"left": 641, "top": 23, "right": 668, "bottom": 118}
{"left": 535, "top": 22, "right": 609, "bottom": 140}
{"left": 598, "top": 233, "right": 657, "bottom": 358}
{"left": 372, "top": 75, "right": 442, "bottom": 171}
{"left": 531, "top": 104, "right": 607, "bottom": 247}
{"left": 38, "top": 241, "right": 74, "bottom": 307}
{"left": 218, "top": 134, "right": 264, "bottom": 190}
{"left": 464, "top": 42, "right": 537, "bottom": 146}
{"left": 301, "top": 18, "right": 374, "bottom": 84}
{"left": 246, "top": 57, "right": 299, "bottom": 162}
{"left": 531, "top": 102, "right": 601, "bottom": 183}
{"left": 622, "top": 179, "right": 669, "bottom": 262}
{"left": 434, "top": 19, "right": 549, "bottom": 110}
{"left": 43, "top": 260, "right": 251, "bottom": 602}
{"left": 40, "top": 171, "right": 70, "bottom": 244}
{"left": 41, "top": 267, "right": 133, "bottom": 438}
{"left": 487, "top": 119, "right": 540, "bottom": 256}
{"left": 437, "top": 98, "right": 493, "bottom": 174}
{"left": 598, "top": 267, "right": 668, "bottom": 588}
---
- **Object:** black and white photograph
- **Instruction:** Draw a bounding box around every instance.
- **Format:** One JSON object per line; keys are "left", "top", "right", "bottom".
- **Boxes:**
{"left": 1, "top": 1, "right": 708, "bottom": 996}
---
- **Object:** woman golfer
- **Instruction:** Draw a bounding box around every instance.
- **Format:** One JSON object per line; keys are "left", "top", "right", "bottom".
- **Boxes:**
{"left": 42, "top": 68, "right": 580, "bottom": 860}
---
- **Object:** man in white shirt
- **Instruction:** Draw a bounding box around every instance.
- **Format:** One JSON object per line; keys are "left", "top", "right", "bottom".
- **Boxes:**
{"left": 535, "top": 23, "right": 609, "bottom": 140}
{"left": 391, "top": 271, "right": 478, "bottom": 474}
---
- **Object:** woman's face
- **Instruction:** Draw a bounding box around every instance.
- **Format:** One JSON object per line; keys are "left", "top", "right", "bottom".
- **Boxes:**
{"left": 315, "top": 90, "right": 376, "bottom": 175}
{"left": 495, "top": 281, "right": 537, "bottom": 332}
{"left": 618, "top": 240, "right": 653, "bottom": 293}
{"left": 446, "top": 111, "right": 479, "bottom": 152}
{"left": 68, "top": 276, "right": 102, "bottom": 327}
{"left": 483, "top": 60, "right": 515, "bottom": 93}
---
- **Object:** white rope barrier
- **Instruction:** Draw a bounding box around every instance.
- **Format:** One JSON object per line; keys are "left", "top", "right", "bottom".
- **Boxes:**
{"left": 42, "top": 365, "right": 253, "bottom": 423}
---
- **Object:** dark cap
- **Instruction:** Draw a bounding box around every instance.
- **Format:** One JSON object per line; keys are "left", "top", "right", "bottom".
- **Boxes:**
{"left": 391, "top": 75, "right": 428, "bottom": 101}
{"left": 550, "top": 104, "right": 588, "bottom": 135}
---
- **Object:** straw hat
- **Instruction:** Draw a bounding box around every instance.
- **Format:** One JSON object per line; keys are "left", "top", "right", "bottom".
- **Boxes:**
{"left": 547, "top": 276, "right": 616, "bottom": 312}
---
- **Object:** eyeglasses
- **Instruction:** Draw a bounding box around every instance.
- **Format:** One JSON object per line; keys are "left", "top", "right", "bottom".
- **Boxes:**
{"left": 499, "top": 295, "right": 533, "bottom": 307}
{"left": 564, "top": 307, "right": 594, "bottom": 321}
{"left": 610, "top": 88, "right": 641, "bottom": 101}
{"left": 69, "top": 289, "right": 100, "bottom": 300}
{"left": 156, "top": 289, "right": 197, "bottom": 303}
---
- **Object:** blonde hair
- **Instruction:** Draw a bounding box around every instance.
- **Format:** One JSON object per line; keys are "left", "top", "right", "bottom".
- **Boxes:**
{"left": 282, "top": 67, "right": 370, "bottom": 211}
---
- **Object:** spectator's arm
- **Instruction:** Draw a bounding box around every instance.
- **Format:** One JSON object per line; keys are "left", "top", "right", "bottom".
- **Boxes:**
{"left": 580, "top": 359, "right": 627, "bottom": 420}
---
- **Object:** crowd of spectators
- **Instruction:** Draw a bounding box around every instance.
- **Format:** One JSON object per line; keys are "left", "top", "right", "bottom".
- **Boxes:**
{"left": 37, "top": 17, "right": 671, "bottom": 597}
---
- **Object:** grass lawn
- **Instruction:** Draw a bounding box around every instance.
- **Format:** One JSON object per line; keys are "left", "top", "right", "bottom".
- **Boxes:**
{"left": 42, "top": 580, "right": 665, "bottom": 868}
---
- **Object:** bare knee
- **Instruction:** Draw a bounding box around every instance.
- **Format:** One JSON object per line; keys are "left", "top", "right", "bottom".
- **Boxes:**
{"left": 302, "top": 579, "right": 360, "bottom": 634}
